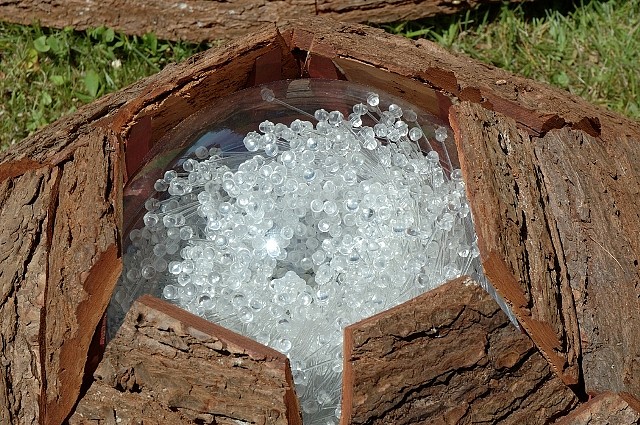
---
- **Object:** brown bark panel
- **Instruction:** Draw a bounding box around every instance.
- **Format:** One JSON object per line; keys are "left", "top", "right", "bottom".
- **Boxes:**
{"left": 0, "top": 0, "right": 526, "bottom": 43}
{"left": 534, "top": 128, "right": 640, "bottom": 397}
{"left": 0, "top": 128, "right": 121, "bottom": 425}
{"left": 44, "top": 128, "right": 122, "bottom": 425}
{"left": 554, "top": 392, "right": 640, "bottom": 425}
{"left": 342, "top": 276, "right": 579, "bottom": 424}
{"left": 0, "top": 169, "right": 57, "bottom": 424}
{"left": 450, "top": 101, "right": 640, "bottom": 397}
{"left": 70, "top": 295, "right": 301, "bottom": 425}
{"left": 449, "top": 101, "right": 581, "bottom": 384}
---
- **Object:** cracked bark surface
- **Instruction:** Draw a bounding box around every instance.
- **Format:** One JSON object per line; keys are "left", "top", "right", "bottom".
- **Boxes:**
{"left": 0, "top": 128, "right": 121, "bottom": 425}
{"left": 554, "top": 392, "right": 640, "bottom": 425}
{"left": 69, "top": 295, "right": 301, "bottom": 425}
{"left": 0, "top": 170, "right": 55, "bottom": 424}
{"left": 0, "top": 0, "right": 526, "bottom": 42}
{"left": 450, "top": 102, "right": 640, "bottom": 398}
{"left": 343, "top": 276, "right": 578, "bottom": 424}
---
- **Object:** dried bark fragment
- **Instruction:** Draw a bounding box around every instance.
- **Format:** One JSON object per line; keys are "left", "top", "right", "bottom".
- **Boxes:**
{"left": 0, "top": 0, "right": 527, "bottom": 43}
{"left": 43, "top": 128, "right": 122, "bottom": 425}
{"left": 449, "top": 102, "right": 581, "bottom": 384}
{"left": 534, "top": 128, "right": 640, "bottom": 397}
{"left": 0, "top": 170, "right": 57, "bottom": 425}
{"left": 69, "top": 295, "right": 301, "bottom": 425}
{"left": 450, "top": 101, "right": 640, "bottom": 398}
{"left": 0, "top": 128, "right": 121, "bottom": 425}
{"left": 342, "top": 276, "right": 578, "bottom": 424}
{"left": 554, "top": 392, "right": 640, "bottom": 425}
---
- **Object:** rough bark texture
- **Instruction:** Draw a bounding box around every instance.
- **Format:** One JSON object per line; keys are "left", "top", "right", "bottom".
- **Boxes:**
{"left": 450, "top": 101, "right": 640, "bottom": 397}
{"left": 554, "top": 392, "right": 640, "bottom": 425}
{"left": 0, "top": 170, "right": 55, "bottom": 425}
{"left": 343, "top": 276, "right": 579, "bottom": 424}
{"left": 1, "top": 17, "right": 639, "bottom": 424}
{"left": 0, "top": 0, "right": 527, "bottom": 42}
{"left": 69, "top": 295, "right": 301, "bottom": 425}
{"left": 0, "top": 127, "right": 121, "bottom": 425}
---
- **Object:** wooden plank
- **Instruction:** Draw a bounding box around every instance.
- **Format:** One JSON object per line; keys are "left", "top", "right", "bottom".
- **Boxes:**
{"left": 69, "top": 295, "right": 301, "bottom": 425}
{"left": 342, "top": 276, "right": 578, "bottom": 424}
{"left": 450, "top": 101, "right": 640, "bottom": 397}
{"left": 0, "top": 0, "right": 527, "bottom": 43}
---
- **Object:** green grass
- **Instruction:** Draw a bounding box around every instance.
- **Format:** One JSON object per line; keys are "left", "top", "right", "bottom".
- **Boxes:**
{"left": 383, "top": 0, "right": 640, "bottom": 120}
{"left": 0, "top": 0, "right": 638, "bottom": 149}
{"left": 0, "top": 24, "right": 211, "bottom": 148}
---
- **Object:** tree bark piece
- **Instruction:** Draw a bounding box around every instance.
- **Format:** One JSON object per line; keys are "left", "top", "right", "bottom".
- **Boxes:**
{"left": 342, "top": 276, "right": 579, "bottom": 425}
{"left": 0, "top": 127, "right": 121, "bottom": 425}
{"left": 449, "top": 102, "right": 581, "bottom": 384}
{"left": 534, "top": 128, "right": 640, "bottom": 398}
{"left": 0, "top": 0, "right": 527, "bottom": 43}
{"left": 554, "top": 392, "right": 640, "bottom": 425}
{"left": 69, "top": 295, "right": 301, "bottom": 425}
{"left": 450, "top": 101, "right": 640, "bottom": 397}
{"left": 0, "top": 170, "right": 56, "bottom": 425}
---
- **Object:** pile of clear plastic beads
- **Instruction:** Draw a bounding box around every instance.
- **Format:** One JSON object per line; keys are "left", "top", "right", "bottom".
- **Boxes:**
{"left": 118, "top": 83, "right": 480, "bottom": 425}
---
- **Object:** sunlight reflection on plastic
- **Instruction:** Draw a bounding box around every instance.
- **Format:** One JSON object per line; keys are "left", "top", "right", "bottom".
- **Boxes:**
{"left": 112, "top": 80, "right": 490, "bottom": 425}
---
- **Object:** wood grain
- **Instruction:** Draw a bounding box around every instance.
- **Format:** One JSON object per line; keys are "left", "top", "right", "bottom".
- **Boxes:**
{"left": 449, "top": 102, "right": 581, "bottom": 384}
{"left": 535, "top": 128, "right": 640, "bottom": 397}
{"left": 43, "top": 128, "right": 122, "bottom": 425}
{"left": 0, "top": 128, "right": 121, "bottom": 425}
{"left": 0, "top": 170, "right": 56, "bottom": 424}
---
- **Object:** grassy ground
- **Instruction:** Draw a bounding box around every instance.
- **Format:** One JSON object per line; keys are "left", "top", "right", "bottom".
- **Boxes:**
{"left": 0, "top": 0, "right": 637, "bottom": 149}
{"left": 0, "top": 25, "right": 211, "bottom": 148}
{"left": 383, "top": 0, "right": 639, "bottom": 120}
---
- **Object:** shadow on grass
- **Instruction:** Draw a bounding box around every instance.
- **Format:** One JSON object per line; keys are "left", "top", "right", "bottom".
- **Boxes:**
{"left": 377, "top": 0, "right": 611, "bottom": 40}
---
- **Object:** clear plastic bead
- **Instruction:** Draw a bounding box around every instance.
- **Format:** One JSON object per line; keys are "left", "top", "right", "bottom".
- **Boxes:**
{"left": 435, "top": 125, "right": 448, "bottom": 142}
{"left": 261, "top": 88, "right": 275, "bottom": 102}
{"left": 366, "top": 92, "right": 379, "bottom": 107}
